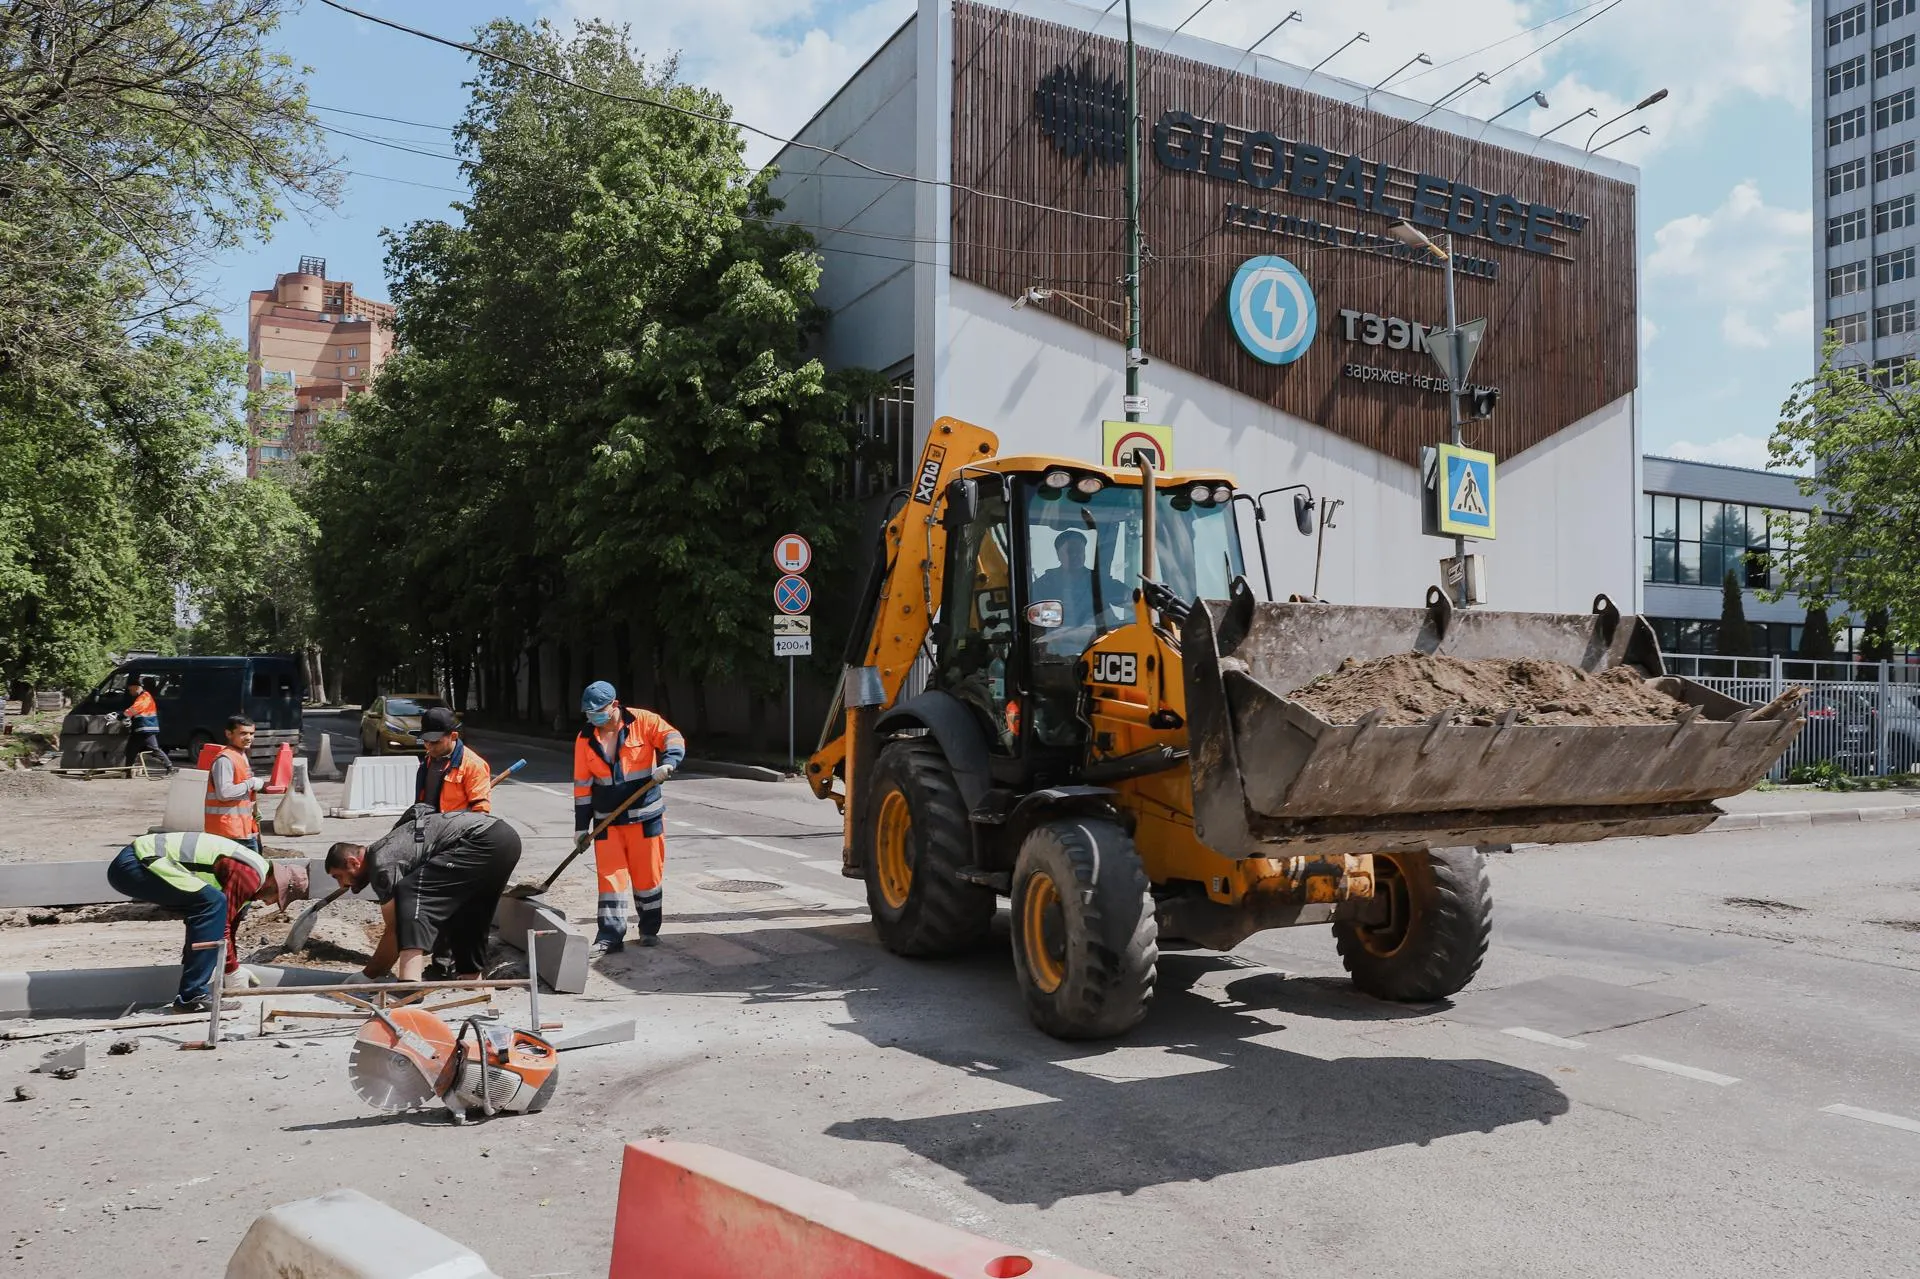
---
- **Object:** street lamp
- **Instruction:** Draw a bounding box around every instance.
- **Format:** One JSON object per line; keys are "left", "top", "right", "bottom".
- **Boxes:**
{"left": 1429, "top": 72, "right": 1491, "bottom": 111}
{"left": 1307, "top": 31, "right": 1369, "bottom": 76}
{"left": 1590, "top": 124, "right": 1649, "bottom": 155}
{"left": 1539, "top": 106, "right": 1597, "bottom": 139}
{"left": 1587, "top": 88, "right": 1668, "bottom": 151}
{"left": 1487, "top": 90, "right": 1549, "bottom": 126}
{"left": 1370, "top": 52, "right": 1431, "bottom": 91}
{"left": 1386, "top": 219, "right": 1474, "bottom": 607}
{"left": 1245, "top": 10, "right": 1302, "bottom": 57}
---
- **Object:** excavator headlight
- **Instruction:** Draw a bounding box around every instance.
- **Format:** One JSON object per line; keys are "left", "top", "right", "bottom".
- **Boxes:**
{"left": 1188, "top": 482, "right": 1213, "bottom": 504}
{"left": 1073, "top": 476, "right": 1105, "bottom": 495}
{"left": 1042, "top": 470, "right": 1073, "bottom": 490}
{"left": 1211, "top": 484, "right": 1233, "bottom": 505}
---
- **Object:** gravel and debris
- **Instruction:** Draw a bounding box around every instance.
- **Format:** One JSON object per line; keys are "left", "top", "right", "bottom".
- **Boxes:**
{"left": 1288, "top": 653, "right": 1688, "bottom": 727}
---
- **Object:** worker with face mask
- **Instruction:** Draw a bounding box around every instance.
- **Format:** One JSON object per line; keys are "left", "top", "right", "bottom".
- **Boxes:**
{"left": 574, "top": 681, "right": 685, "bottom": 955}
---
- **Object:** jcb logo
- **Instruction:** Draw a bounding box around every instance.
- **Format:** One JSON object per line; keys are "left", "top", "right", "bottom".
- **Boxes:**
{"left": 912, "top": 445, "right": 947, "bottom": 505}
{"left": 1091, "top": 652, "right": 1137, "bottom": 685}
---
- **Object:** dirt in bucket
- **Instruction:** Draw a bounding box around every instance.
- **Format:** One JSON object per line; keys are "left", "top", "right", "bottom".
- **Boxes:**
{"left": 1287, "top": 653, "right": 1688, "bottom": 727}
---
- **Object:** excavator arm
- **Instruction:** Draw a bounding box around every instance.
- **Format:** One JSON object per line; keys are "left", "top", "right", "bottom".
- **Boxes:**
{"left": 807, "top": 417, "right": 999, "bottom": 820}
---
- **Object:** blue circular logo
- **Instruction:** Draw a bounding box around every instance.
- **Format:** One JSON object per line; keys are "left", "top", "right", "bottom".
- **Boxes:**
{"left": 1227, "top": 256, "right": 1317, "bottom": 365}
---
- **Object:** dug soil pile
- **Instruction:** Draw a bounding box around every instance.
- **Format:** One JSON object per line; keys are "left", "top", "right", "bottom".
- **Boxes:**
{"left": 1288, "top": 653, "right": 1686, "bottom": 727}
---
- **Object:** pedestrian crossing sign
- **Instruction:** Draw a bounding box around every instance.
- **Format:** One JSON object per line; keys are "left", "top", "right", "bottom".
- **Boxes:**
{"left": 1436, "top": 443, "right": 1496, "bottom": 539}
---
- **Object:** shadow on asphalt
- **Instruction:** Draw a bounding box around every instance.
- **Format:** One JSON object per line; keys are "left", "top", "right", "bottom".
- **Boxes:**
{"left": 593, "top": 916, "right": 1571, "bottom": 1208}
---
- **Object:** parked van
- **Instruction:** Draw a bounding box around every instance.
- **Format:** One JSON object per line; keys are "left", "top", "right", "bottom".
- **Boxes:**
{"left": 61, "top": 655, "right": 304, "bottom": 769}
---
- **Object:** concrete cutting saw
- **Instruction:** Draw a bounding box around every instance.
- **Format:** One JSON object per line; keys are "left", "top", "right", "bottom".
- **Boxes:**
{"left": 348, "top": 1005, "right": 559, "bottom": 1119}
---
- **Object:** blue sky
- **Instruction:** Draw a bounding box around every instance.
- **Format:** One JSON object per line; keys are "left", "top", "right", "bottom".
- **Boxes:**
{"left": 218, "top": 0, "right": 1814, "bottom": 469}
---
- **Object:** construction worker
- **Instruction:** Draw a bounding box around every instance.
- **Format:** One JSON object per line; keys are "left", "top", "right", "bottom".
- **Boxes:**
{"left": 414, "top": 706, "right": 491, "bottom": 812}
{"left": 205, "top": 714, "right": 267, "bottom": 854}
{"left": 324, "top": 807, "right": 522, "bottom": 982}
{"left": 575, "top": 681, "right": 684, "bottom": 955}
{"left": 123, "top": 676, "right": 173, "bottom": 773}
{"left": 105, "top": 831, "right": 302, "bottom": 1013}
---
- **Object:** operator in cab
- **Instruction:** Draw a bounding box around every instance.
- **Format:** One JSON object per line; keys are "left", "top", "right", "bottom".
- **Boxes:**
{"left": 1030, "top": 529, "right": 1129, "bottom": 630}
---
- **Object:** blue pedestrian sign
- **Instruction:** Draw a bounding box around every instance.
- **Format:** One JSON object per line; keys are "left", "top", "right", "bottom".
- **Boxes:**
{"left": 1227, "top": 255, "right": 1317, "bottom": 366}
{"left": 774, "top": 574, "right": 812, "bottom": 615}
{"left": 1436, "top": 443, "right": 1497, "bottom": 539}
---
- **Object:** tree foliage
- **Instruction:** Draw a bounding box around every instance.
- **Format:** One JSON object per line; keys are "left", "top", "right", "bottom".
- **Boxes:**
{"left": 1717, "top": 570, "right": 1751, "bottom": 657}
{"left": 1770, "top": 348, "right": 1920, "bottom": 648}
{"left": 306, "top": 19, "right": 870, "bottom": 722}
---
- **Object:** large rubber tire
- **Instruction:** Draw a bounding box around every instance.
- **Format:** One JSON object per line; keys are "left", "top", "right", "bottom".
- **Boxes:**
{"left": 862, "top": 739, "right": 995, "bottom": 957}
{"left": 1333, "top": 846, "right": 1491, "bottom": 1002}
{"left": 1010, "top": 818, "right": 1157, "bottom": 1039}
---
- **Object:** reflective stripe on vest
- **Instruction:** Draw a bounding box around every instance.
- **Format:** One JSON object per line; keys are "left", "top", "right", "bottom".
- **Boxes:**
{"left": 130, "top": 831, "right": 267, "bottom": 895}
{"left": 205, "top": 747, "right": 256, "bottom": 838}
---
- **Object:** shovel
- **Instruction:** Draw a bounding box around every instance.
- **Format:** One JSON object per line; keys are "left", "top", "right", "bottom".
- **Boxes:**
{"left": 282, "top": 758, "right": 530, "bottom": 953}
{"left": 504, "top": 778, "right": 657, "bottom": 900}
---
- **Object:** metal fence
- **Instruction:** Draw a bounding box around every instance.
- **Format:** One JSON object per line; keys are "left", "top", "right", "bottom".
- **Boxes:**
{"left": 1664, "top": 655, "right": 1920, "bottom": 778}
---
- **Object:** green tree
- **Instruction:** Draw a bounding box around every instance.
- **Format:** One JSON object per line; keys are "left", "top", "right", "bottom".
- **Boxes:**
{"left": 1797, "top": 605, "right": 1835, "bottom": 660}
{"left": 1769, "top": 348, "right": 1920, "bottom": 648}
{"left": 1860, "top": 606, "right": 1897, "bottom": 663}
{"left": 1718, "top": 570, "right": 1752, "bottom": 657}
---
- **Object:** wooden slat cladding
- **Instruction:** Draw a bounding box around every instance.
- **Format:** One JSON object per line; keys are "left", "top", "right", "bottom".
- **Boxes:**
{"left": 948, "top": 2, "right": 1638, "bottom": 467}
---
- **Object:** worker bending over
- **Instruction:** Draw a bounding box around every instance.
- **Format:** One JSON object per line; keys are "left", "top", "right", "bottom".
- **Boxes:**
{"left": 575, "top": 681, "right": 684, "bottom": 955}
{"left": 325, "top": 806, "right": 522, "bottom": 982}
{"left": 205, "top": 715, "right": 267, "bottom": 853}
{"left": 414, "top": 706, "right": 491, "bottom": 812}
{"left": 123, "top": 676, "right": 173, "bottom": 773}
{"left": 106, "top": 832, "right": 304, "bottom": 1013}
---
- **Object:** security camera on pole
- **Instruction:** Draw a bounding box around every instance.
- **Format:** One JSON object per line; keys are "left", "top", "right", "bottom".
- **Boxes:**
{"left": 772, "top": 533, "right": 814, "bottom": 768}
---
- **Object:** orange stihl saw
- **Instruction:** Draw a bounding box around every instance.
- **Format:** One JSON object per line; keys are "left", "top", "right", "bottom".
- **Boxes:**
{"left": 348, "top": 1006, "right": 559, "bottom": 1121}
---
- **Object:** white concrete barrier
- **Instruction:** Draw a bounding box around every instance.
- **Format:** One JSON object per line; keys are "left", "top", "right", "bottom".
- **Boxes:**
{"left": 226, "top": 1188, "right": 499, "bottom": 1279}
{"left": 158, "top": 768, "right": 209, "bottom": 833}
{"left": 334, "top": 756, "right": 417, "bottom": 817}
{"left": 312, "top": 732, "right": 342, "bottom": 780}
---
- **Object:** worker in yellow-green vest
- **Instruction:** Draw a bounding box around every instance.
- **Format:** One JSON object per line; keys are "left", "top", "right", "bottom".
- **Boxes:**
{"left": 105, "top": 831, "right": 306, "bottom": 1013}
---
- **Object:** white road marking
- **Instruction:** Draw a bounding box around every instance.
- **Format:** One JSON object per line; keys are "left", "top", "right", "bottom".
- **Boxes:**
{"left": 1618, "top": 1055, "right": 1740, "bottom": 1087}
{"left": 1055, "top": 1046, "right": 1231, "bottom": 1083}
{"left": 804, "top": 859, "right": 844, "bottom": 873}
{"left": 1822, "top": 1103, "right": 1920, "bottom": 1134}
{"left": 1501, "top": 1027, "right": 1589, "bottom": 1050}
{"left": 729, "top": 836, "right": 808, "bottom": 859}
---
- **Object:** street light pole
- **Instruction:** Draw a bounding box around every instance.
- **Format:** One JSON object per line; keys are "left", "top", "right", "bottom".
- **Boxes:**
{"left": 1124, "top": 0, "right": 1142, "bottom": 423}
{"left": 1439, "top": 232, "right": 1468, "bottom": 605}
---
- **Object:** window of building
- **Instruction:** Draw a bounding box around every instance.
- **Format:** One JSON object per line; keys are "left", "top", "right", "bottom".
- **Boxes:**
{"left": 345, "top": 365, "right": 357, "bottom": 378}
{"left": 1876, "top": 141, "right": 1915, "bottom": 181}
{"left": 1832, "top": 259, "right": 1870, "bottom": 296}
{"left": 1876, "top": 246, "right": 1915, "bottom": 283}
{"left": 1877, "top": 0, "right": 1915, "bottom": 23}
{"left": 1830, "top": 157, "right": 1868, "bottom": 195}
{"left": 1876, "top": 194, "right": 1916, "bottom": 233}
{"left": 1830, "top": 105, "right": 1868, "bottom": 145}
{"left": 1833, "top": 310, "right": 1870, "bottom": 343}
{"left": 1878, "top": 34, "right": 1917, "bottom": 76}
{"left": 1831, "top": 208, "right": 1869, "bottom": 245}
{"left": 1875, "top": 89, "right": 1914, "bottom": 130}
{"left": 1877, "top": 300, "right": 1917, "bottom": 336}
{"left": 1874, "top": 356, "right": 1913, "bottom": 386}
{"left": 1832, "top": 2, "right": 1868, "bottom": 43}
{"left": 1644, "top": 495, "right": 1785, "bottom": 590}
{"left": 345, "top": 346, "right": 358, "bottom": 359}
{"left": 1831, "top": 53, "right": 1869, "bottom": 95}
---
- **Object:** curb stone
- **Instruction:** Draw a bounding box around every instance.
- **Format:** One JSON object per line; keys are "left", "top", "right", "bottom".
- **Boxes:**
{"left": 1710, "top": 805, "right": 1920, "bottom": 832}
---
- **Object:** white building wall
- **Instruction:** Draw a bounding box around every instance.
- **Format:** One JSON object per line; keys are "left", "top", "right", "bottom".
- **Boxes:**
{"left": 939, "top": 278, "right": 1637, "bottom": 612}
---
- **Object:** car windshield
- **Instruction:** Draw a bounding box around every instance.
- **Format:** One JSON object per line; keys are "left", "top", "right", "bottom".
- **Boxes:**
{"left": 385, "top": 698, "right": 441, "bottom": 717}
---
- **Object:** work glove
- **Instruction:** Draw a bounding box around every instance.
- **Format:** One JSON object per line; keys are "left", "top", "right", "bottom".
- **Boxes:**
{"left": 650, "top": 763, "right": 675, "bottom": 785}
{"left": 342, "top": 971, "right": 386, "bottom": 986}
{"left": 250, "top": 775, "right": 268, "bottom": 793}
{"left": 230, "top": 966, "right": 263, "bottom": 989}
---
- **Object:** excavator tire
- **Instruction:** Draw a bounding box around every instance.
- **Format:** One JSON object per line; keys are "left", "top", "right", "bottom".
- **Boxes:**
{"left": 862, "top": 739, "right": 995, "bottom": 957}
{"left": 1333, "top": 846, "right": 1491, "bottom": 1002}
{"left": 1010, "top": 818, "right": 1157, "bottom": 1040}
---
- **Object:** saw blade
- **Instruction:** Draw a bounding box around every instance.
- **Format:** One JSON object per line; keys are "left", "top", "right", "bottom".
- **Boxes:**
{"left": 347, "top": 1039, "right": 441, "bottom": 1112}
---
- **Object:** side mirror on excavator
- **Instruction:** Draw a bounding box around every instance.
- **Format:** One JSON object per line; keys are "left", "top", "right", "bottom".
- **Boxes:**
{"left": 1293, "top": 491, "right": 1316, "bottom": 536}
{"left": 942, "top": 477, "right": 980, "bottom": 531}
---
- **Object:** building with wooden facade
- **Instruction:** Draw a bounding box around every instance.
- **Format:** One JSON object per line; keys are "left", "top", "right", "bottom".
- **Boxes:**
{"left": 770, "top": 0, "right": 1642, "bottom": 610}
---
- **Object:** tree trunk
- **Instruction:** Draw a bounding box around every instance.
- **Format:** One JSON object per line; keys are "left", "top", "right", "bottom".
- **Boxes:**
{"left": 450, "top": 644, "right": 470, "bottom": 713}
{"left": 525, "top": 643, "right": 543, "bottom": 726}
{"left": 749, "top": 692, "right": 768, "bottom": 754}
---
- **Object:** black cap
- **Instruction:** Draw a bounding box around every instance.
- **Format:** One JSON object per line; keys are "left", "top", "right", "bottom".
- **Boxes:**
{"left": 418, "top": 706, "right": 457, "bottom": 741}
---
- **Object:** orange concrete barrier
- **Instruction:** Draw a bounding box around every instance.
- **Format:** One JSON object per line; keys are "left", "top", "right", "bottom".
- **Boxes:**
{"left": 608, "top": 1141, "right": 1116, "bottom": 1279}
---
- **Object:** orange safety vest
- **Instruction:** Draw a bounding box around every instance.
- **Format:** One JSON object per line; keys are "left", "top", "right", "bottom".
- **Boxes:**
{"left": 572, "top": 709, "right": 685, "bottom": 833}
{"left": 127, "top": 690, "right": 159, "bottom": 734}
{"left": 204, "top": 746, "right": 258, "bottom": 840}
{"left": 416, "top": 740, "right": 492, "bottom": 813}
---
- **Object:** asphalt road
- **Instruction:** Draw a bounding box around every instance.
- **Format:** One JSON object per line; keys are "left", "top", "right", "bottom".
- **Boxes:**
{"left": 7, "top": 712, "right": 1916, "bottom": 1277}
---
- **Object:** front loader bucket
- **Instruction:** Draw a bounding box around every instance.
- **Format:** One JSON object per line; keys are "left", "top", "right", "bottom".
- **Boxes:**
{"left": 1182, "top": 582, "right": 1804, "bottom": 856}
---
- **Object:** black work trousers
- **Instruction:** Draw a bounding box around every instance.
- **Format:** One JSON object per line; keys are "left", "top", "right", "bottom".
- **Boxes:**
{"left": 391, "top": 820, "right": 522, "bottom": 975}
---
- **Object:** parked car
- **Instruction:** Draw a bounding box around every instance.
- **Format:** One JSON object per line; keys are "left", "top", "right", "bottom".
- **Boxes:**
{"left": 1879, "top": 689, "right": 1920, "bottom": 774}
{"left": 63, "top": 655, "right": 304, "bottom": 769}
{"left": 359, "top": 693, "right": 459, "bottom": 756}
{"left": 1798, "top": 689, "right": 1876, "bottom": 772}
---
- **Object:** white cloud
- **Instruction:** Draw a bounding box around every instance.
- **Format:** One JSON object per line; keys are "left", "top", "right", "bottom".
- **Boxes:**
{"left": 1662, "top": 434, "right": 1775, "bottom": 470}
{"left": 1647, "top": 182, "right": 1811, "bottom": 351}
{"left": 1722, "top": 310, "right": 1770, "bottom": 349}
{"left": 1772, "top": 304, "right": 1813, "bottom": 344}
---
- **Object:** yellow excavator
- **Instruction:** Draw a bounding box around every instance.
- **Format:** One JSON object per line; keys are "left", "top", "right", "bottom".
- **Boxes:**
{"left": 807, "top": 417, "right": 1802, "bottom": 1039}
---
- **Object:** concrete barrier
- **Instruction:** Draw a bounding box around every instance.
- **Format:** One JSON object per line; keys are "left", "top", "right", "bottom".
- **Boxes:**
{"left": 159, "top": 768, "right": 209, "bottom": 833}
{"left": 226, "top": 1188, "right": 499, "bottom": 1279}
{"left": 0, "top": 860, "right": 115, "bottom": 908}
{"left": 609, "top": 1141, "right": 1115, "bottom": 1278}
{"left": 334, "top": 756, "right": 418, "bottom": 817}
{"left": 494, "top": 893, "right": 588, "bottom": 993}
{"left": 0, "top": 962, "right": 346, "bottom": 1018}
{"left": 312, "top": 732, "right": 342, "bottom": 780}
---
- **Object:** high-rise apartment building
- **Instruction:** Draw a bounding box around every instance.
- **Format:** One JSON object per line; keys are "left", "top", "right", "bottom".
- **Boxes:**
{"left": 1816, "top": 1, "right": 1920, "bottom": 381}
{"left": 245, "top": 256, "right": 395, "bottom": 476}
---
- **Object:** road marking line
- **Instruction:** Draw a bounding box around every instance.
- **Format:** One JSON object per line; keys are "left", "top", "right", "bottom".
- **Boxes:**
{"left": 691, "top": 826, "right": 723, "bottom": 836}
{"left": 803, "top": 859, "right": 844, "bottom": 873}
{"left": 1501, "top": 1027, "right": 1588, "bottom": 1050}
{"left": 729, "top": 836, "right": 808, "bottom": 859}
{"left": 1618, "top": 1055, "right": 1740, "bottom": 1086}
{"left": 1822, "top": 1103, "right": 1920, "bottom": 1134}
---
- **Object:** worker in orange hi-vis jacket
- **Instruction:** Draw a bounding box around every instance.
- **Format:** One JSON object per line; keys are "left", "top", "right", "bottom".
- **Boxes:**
{"left": 573, "top": 681, "right": 685, "bottom": 956}
{"left": 123, "top": 676, "right": 173, "bottom": 773}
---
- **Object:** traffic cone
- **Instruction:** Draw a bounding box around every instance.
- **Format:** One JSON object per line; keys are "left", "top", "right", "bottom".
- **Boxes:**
{"left": 311, "top": 732, "right": 341, "bottom": 781}
{"left": 195, "top": 741, "right": 222, "bottom": 771}
{"left": 264, "top": 743, "right": 293, "bottom": 793}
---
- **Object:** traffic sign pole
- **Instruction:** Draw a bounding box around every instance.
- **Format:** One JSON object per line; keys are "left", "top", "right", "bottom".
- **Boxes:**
{"left": 788, "top": 656, "right": 795, "bottom": 770}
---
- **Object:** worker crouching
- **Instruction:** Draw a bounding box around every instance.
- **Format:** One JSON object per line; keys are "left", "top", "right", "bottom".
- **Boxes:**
{"left": 575, "top": 681, "right": 685, "bottom": 955}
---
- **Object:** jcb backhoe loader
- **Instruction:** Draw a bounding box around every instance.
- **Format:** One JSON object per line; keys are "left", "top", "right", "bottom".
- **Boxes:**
{"left": 807, "top": 417, "right": 1802, "bottom": 1040}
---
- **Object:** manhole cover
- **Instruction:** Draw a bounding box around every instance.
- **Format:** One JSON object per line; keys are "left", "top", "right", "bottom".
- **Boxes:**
{"left": 697, "top": 880, "right": 783, "bottom": 894}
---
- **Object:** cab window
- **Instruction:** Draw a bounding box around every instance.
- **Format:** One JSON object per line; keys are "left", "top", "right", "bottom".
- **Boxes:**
{"left": 934, "top": 486, "right": 1016, "bottom": 755}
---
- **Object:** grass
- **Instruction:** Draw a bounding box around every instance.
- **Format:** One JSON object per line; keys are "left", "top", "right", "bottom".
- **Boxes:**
{"left": 1, "top": 706, "right": 61, "bottom": 768}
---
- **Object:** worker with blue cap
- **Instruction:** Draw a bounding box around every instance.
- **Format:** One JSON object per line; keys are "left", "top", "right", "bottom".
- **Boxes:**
{"left": 573, "top": 680, "right": 686, "bottom": 954}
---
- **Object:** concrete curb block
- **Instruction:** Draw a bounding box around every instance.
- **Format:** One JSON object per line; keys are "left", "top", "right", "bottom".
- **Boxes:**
{"left": 226, "top": 1188, "right": 500, "bottom": 1279}
{"left": 1710, "top": 805, "right": 1920, "bottom": 831}
{"left": 494, "top": 894, "right": 588, "bottom": 993}
{"left": 1, "top": 962, "right": 349, "bottom": 1019}
{"left": 682, "top": 757, "right": 789, "bottom": 783}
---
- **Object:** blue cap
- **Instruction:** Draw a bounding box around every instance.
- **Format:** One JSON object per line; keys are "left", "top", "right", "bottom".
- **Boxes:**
{"left": 581, "top": 681, "right": 618, "bottom": 712}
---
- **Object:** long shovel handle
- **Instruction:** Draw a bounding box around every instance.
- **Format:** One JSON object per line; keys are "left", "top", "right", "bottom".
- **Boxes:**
{"left": 533, "top": 781, "right": 655, "bottom": 894}
{"left": 491, "top": 759, "right": 527, "bottom": 784}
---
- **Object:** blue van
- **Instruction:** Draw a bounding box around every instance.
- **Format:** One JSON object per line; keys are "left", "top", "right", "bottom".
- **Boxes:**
{"left": 62, "top": 654, "right": 304, "bottom": 769}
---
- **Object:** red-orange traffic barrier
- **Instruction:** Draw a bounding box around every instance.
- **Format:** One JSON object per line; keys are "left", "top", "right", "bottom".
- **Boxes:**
{"left": 608, "top": 1141, "right": 1116, "bottom": 1279}
{"left": 196, "top": 742, "right": 222, "bottom": 771}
